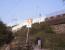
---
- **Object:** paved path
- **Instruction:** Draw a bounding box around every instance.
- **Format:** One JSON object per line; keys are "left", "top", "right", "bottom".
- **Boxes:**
{"left": 33, "top": 45, "right": 49, "bottom": 50}
{"left": 33, "top": 45, "right": 42, "bottom": 50}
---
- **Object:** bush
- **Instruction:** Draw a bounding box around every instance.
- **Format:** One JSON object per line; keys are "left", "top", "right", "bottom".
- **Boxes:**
{"left": 0, "top": 21, "right": 14, "bottom": 47}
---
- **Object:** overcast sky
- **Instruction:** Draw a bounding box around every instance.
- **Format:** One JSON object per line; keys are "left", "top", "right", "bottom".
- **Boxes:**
{"left": 0, "top": 0, "right": 65, "bottom": 26}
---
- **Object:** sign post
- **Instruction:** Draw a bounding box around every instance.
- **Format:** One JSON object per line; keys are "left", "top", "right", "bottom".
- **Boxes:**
{"left": 26, "top": 18, "right": 32, "bottom": 50}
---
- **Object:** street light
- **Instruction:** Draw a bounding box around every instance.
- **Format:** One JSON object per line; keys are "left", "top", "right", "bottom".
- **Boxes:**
{"left": 26, "top": 18, "right": 33, "bottom": 50}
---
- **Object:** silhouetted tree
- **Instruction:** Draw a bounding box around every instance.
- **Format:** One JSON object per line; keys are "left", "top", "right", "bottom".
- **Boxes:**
{"left": 0, "top": 21, "right": 14, "bottom": 47}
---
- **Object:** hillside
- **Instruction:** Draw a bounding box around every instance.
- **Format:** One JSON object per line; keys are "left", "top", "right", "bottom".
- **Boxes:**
{"left": 10, "top": 21, "right": 65, "bottom": 50}
{"left": 9, "top": 13, "right": 65, "bottom": 50}
{"left": 1, "top": 13, "right": 65, "bottom": 50}
{"left": 45, "top": 13, "right": 65, "bottom": 25}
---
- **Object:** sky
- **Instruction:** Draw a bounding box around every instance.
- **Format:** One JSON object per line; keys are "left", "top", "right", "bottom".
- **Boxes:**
{"left": 0, "top": 0, "right": 65, "bottom": 26}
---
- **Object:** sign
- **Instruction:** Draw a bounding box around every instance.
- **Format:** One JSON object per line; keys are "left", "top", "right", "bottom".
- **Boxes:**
{"left": 26, "top": 18, "right": 32, "bottom": 28}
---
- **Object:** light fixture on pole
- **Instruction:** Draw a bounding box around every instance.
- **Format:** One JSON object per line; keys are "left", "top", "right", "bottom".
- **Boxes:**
{"left": 26, "top": 18, "right": 33, "bottom": 50}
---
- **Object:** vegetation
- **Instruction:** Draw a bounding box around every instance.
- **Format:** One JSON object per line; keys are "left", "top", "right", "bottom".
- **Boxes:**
{"left": 0, "top": 21, "right": 14, "bottom": 47}
{"left": 15, "top": 22, "right": 55, "bottom": 49}
{"left": 45, "top": 14, "right": 65, "bottom": 25}
{"left": 13, "top": 13, "right": 65, "bottom": 50}
{"left": 31, "top": 22, "right": 65, "bottom": 50}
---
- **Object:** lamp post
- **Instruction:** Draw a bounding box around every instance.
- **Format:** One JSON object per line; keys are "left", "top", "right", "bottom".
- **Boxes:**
{"left": 26, "top": 18, "right": 32, "bottom": 50}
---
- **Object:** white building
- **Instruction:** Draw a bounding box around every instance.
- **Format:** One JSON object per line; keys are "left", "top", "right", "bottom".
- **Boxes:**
{"left": 12, "top": 16, "right": 46, "bottom": 32}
